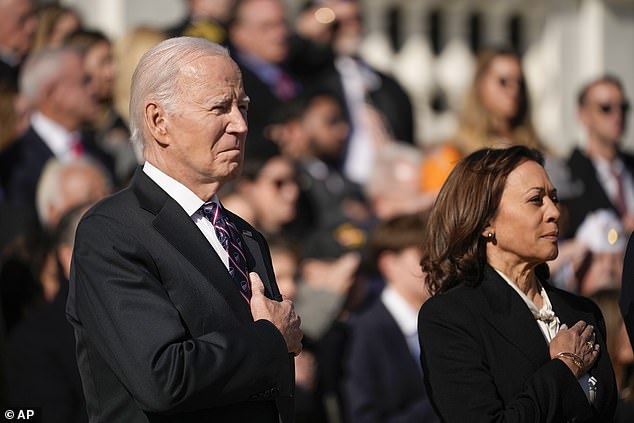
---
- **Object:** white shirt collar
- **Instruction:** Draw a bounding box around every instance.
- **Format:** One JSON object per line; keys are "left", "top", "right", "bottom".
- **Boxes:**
{"left": 381, "top": 286, "right": 419, "bottom": 337}
{"left": 494, "top": 268, "right": 560, "bottom": 342}
{"left": 31, "top": 111, "right": 78, "bottom": 160}
{"left": 142, "top": 161, "right": 218, "bottom": 217}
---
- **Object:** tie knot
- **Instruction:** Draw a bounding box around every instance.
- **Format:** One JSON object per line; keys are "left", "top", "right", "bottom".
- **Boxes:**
{"left": 201, "top": 201, "right": 221, "bottom": 225}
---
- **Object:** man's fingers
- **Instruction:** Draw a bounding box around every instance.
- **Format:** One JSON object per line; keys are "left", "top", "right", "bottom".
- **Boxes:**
{"left": 249, "top": 272, "right": 265, "bottom": 296}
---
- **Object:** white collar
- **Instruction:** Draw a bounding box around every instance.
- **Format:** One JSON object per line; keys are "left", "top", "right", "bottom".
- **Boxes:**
{"left": 592, "top": 153, "right": 625, "bottom": 175}
{"left": 31, "top": 111, "right": 78, "bottom": 159}
{"left": 381, "top": 286, "right": 419, "bottom": 337}
{"left": 142, "top": 161, "right": 218, "bottom": 217}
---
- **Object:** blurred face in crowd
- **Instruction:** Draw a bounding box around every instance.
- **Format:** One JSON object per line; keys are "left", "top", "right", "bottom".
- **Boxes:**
{"left": 47, "top": 52, "right": 99, "bottom": 130}
{"left": 381, "top": 246, "right": 430, "bottom": 308}
{"left": 479, "top": 55, "right": 523, "bottom": 122}
{"left": 243, "top": 156, "right": 299, "bottom": 230}
{"left": 146, "top": 54, "right": 249, "bottom": 195}
{"left": 579, "top": 81, "right": 629, "bottom": 147}
{"left": 84, "top": 40, "right": 116, "bottom": 101}
{"left": 230, "top": 0, "right": 288, "bottom": 64}
{"left": 330, "top": 0, "right": 363, "bottom": 56}
{"left": 303, "top": 94, "right": 349, "bottom": 160}
{"left": 48, "top": 163, "right": 111, "bottom": 228}
{"left": 0, "top": 0, "right": 37, "bottom": 58}
{"left": 48, "top": 11, "right": 81, "bottom": 48}
{"left": 486, "top": 160, "right": 560, "bottom": 270}
{"left": 270, "top": 247, "right": 298, "bottom": 301}
{"left": 189, "top": 0, "right": 235, "bottom": 21}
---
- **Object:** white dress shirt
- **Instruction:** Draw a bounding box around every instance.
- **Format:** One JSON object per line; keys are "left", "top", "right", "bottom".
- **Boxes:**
{"left": 494, "top": 268, "right": 594, "bottom": 402}
{"left": 592, "top": 154, "right": 634, "bottom": 214}
{"left": 143, "top": 161, "right": 230, "bottom": 270}
{"left": 31, "top": 112, "right": 81, "bottom": 162}
{"left": 381, "top": 286, "right": 420, "bottom": 361}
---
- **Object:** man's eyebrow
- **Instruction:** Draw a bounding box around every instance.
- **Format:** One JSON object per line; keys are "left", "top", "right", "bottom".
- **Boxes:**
{"left": 208, "top": 96, "right": 231, "bottom": 106}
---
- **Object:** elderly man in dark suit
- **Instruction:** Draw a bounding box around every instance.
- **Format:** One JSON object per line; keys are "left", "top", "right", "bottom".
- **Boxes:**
{"left": 227, "top": 0, "right": 301, "bottom": 159}
{"left": 66, "top": 37, "right": 302, "bottom": 422}
{"left": 0, "top": 46, "right": 113, "bottom": 214}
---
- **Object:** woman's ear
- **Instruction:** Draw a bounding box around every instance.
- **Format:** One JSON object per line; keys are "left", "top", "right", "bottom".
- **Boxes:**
{"left": 144, "top": 102, "right": 169, "bottom": 146}
{"left": 481, "top": 224, "right": 495, "bottom": 242}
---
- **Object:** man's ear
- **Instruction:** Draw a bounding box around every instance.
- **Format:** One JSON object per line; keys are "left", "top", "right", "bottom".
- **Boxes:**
{"left": 144, "top": 102, "right": 169, "bottom": 146}
{"left": 377, "top": 251, "right": 394, "bottom": 278}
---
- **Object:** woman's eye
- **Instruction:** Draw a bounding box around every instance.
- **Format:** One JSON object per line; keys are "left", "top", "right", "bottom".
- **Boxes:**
{"left": 550, "top": 195, "right": 559, "bottom": 205}
{"left": 529, "top": 196, "right": 542, "bottom": 204}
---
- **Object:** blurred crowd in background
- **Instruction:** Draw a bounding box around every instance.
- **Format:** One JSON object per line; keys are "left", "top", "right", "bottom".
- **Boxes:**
{"left": 0, "top": 0, "right": 633, "bottom": 422}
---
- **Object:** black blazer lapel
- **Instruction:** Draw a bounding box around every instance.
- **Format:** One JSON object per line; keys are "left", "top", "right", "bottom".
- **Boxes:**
{"left": 131, "top": 169, "right": 252, "bottom": 320}
{"left": 480, "top": 267, "right": 550, "bottom": 369}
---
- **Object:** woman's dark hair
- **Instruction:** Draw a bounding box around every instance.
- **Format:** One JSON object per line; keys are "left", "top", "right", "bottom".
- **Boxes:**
{"left": 422, "top": 145, "right": 549, "bottom": 295}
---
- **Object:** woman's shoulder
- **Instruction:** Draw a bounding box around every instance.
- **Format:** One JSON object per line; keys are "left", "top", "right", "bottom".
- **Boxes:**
{"left": 419, "top": 282, "right": 483, "bottom": 320}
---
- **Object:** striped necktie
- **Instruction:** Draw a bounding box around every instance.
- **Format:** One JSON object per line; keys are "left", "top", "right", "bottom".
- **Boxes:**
{"left": 201, "top": 202, "right": 251, "bottom": 302}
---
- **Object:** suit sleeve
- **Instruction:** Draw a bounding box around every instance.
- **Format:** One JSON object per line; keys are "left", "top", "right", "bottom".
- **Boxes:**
{"left": 418, "top": 296, "right": 594, "bottom": 423}
{"left": 620, "top": 233, "right": 634, "bottom": 348}
{"left": 67, "top": 213, "right": 290, "bottom": 413}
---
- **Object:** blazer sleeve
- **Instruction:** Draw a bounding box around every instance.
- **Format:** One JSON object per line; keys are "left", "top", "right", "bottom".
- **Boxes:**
{"left": 418, "top": 295, "right": 594, "bottom": 423}
{"left": 67, "top": 213, "right": 290, "bottom": 414}
{"left": 620, "top": 233, "right": 634, "bottom": 348}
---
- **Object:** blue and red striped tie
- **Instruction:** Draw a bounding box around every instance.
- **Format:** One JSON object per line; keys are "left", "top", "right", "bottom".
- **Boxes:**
{"left": 201, "top": 202, "right": 251, "bottom": 302}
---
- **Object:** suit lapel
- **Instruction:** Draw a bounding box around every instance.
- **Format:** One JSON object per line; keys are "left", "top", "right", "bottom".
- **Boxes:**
{"left": 132, "top": 169, "right": 252, "bottom": 320}
{"left": 479, "top": 267, "right": 550, "bottom": 368}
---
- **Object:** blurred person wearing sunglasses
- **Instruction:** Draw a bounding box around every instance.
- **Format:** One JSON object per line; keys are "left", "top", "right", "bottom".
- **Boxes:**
{"left": 420, "top": 46, "right": 545, "bottom": 196}
{"left": 565, "top": 75, "right": 633, "bottom": 237}
{"left": 220, "top": 153, "right": 300, "bottom": 240}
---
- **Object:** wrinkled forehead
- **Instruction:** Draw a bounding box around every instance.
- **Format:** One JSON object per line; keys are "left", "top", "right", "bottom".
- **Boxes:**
{"left": 178, "top": 53, "right": 239, "bottom": 81}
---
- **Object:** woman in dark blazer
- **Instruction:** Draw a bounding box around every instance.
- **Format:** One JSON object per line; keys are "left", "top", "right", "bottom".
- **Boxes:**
{"left": 418, "top": 146, "right": 617, "bottom": 422}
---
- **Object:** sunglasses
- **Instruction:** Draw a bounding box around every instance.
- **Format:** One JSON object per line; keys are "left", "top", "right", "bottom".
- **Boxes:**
{"left": 496, "top": 76, "right": 522, "bottom": 88}
{"left": 596, "top": 101, "right": 631, "bottom": 115}
{"left": 260, "top": 176, "right": 296, "bottom": 190}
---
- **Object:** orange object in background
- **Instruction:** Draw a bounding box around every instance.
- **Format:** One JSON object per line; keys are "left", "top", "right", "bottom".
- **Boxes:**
{"left": 420, "top": 143, "right": 462, "bottom": 193}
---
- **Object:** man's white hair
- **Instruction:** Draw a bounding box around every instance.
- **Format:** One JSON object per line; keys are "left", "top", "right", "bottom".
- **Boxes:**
{"left": 365, "top": 142, "right": 423, "bottom": 198}
{"left": 128, "top": 36, "right": 231, "bottom": 152}
{"left": 19, "top": 47, "right": 79, "bottom": 104}
{"left": 36, "top": 157, "right": 112, "bottom": 228}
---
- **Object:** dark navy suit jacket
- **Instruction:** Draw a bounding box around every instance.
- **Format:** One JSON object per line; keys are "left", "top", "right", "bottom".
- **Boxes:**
{"left": 344, "top": 297, "right": 438, "bottom": 423}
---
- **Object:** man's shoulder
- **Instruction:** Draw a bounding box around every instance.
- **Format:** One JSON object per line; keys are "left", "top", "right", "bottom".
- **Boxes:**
{"left": 82, "top": 185, "right": 139, "bottom": 223}
{"left": 353, "top": 299, "right": 389, "bottom": 325}
{"left": 566, "top": 147, "right": 594, "bottom": 174}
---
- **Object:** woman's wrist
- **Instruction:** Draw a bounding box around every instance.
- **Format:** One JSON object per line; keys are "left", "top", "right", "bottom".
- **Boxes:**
{"left": 556, "top": 351, "right": 583, "bottom": 377}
